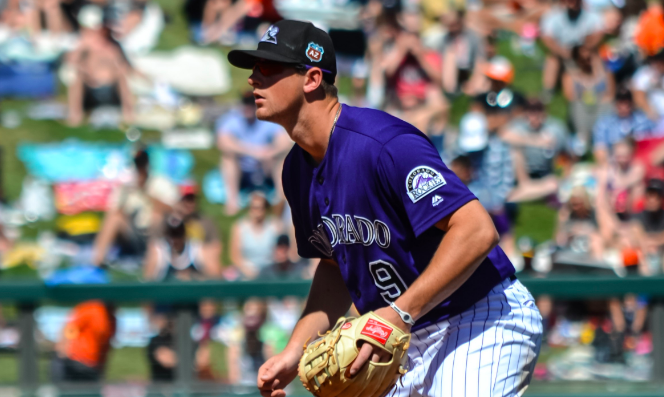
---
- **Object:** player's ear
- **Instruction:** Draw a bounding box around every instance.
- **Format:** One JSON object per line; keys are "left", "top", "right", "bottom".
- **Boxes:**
{"left": 302, "top": 67, "right": 324, "bottom": 95}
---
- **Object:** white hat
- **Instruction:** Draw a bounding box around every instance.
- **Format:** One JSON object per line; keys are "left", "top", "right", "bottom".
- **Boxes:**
{"left": 458, "top": 111, "right": 488, "bottom": 152}
{"left": 78, "top": 5, "right": 103, "bottom": 30}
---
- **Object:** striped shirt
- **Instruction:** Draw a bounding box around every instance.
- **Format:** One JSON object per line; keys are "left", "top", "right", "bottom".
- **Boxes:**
{"left": 592, "top": 110, "right": 657, "bottom": 150}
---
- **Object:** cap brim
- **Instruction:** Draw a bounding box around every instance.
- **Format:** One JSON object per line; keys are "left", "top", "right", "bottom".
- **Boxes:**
{"left": 228, "top": 49, "right": 301, "bottom": 69}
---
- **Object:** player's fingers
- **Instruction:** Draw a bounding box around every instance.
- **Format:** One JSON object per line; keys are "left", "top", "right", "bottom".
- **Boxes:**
{"left": 271, "top": 390, "right": 287, "bottom": 397}
{"left": 350, "top": 342, "right": 374, "bottom": 376}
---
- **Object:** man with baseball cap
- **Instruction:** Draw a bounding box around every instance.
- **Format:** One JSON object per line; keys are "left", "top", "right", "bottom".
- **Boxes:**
{"left": 230, "top": 20, "right": 541, "bottom": 397}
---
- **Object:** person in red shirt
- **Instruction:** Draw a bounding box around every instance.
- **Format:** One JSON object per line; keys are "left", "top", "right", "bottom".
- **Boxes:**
{"left": 54, "top": 301, "right": 116, "bottom": 381}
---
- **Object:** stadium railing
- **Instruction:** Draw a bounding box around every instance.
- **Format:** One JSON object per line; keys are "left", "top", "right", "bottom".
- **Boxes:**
{"left": 1, "top": 274, "right": 664, "bottom": 396}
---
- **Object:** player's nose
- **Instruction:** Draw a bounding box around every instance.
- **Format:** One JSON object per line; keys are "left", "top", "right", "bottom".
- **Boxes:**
{"left": 248, "top": 69, "right": 262, "bottom": 88}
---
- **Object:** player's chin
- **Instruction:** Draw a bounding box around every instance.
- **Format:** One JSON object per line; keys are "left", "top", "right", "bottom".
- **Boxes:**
{"left": 255, "top": 107, "right": 273, "bottom": 122}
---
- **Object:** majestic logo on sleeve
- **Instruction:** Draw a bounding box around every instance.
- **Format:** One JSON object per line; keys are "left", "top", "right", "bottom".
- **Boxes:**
{"left": 306, "top": 42, "right": 324, "bottom": 62}
{"left": 405, "top": 166, "right": 446, "bottom": 203}
{"left": 260, "top": 25, "right": 279, "bottom": 44}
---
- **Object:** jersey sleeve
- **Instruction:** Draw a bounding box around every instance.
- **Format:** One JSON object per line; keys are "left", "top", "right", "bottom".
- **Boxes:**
{"left": 377, "top": 133, "right": 477, "bottom": 237}
{"left": 282, "top": 152, "right": 324, "bottom": 259}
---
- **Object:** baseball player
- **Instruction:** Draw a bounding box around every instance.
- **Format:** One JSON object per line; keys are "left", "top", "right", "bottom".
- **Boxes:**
{"left": 227, "top": 20, "right": 543, "bottom": 397}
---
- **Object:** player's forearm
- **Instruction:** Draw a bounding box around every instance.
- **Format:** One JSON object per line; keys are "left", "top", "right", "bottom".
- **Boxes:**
{"left": 284, "top": 259, "right": 352, "bottom": 354}
{"left": 395, "top": 201, "right": 499, "bottom": 321}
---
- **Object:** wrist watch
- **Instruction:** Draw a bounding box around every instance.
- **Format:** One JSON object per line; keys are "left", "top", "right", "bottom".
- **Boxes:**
{"left": 389, "top": 302, "right": 416, "bottom": 326}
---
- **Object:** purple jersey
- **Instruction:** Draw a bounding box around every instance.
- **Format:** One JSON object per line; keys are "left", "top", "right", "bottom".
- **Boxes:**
{"left": 283, "top": 105, "right": 515, "bottom": 331}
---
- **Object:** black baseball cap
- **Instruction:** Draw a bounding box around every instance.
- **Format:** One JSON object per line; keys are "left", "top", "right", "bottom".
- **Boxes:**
{"left": 646, "top": 178, "right": 664, "bottom": 196}
{"left": 228, "top": 20, "right": 337, "bottom": 84}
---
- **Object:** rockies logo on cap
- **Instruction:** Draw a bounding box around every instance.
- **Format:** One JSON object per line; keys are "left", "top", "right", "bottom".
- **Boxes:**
{"left": 260, "top": 25, "right": 279, "bottom": 45}
{"left": 306, "top": 42, "right": 324, "bottom": 63}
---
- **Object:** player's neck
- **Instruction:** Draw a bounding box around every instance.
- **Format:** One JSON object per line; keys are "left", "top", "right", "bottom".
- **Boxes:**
{"left": 290, "top": 99, "right": 340, "bottom": 164}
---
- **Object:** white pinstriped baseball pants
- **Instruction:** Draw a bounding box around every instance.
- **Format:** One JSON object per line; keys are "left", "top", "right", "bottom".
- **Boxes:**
{"left": 390, "top": 277, "right": 543, "bottom": 397}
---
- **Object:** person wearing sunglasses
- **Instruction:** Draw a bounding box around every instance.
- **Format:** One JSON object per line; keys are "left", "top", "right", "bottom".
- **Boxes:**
{"left": 228, "top": 19, "right": 541, "bottom": 397}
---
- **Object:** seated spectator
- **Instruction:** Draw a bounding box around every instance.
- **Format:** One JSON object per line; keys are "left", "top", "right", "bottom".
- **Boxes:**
{"left": 599, "top": 2, "right": 645, "bottom": 86}
{"left": 23, "top": 0, "right": 70, "bottom": 36}
{"left": 555, "top": 186, "right": 604, "bottom": 260}
{"left": 146, "top": 309, "right": 176, "bottom": 382}
{"left": 258, "top": 235, "right": 307, "bottom": 280}
{"left": 593, "top": 88, "right": 656, "bottom": 166}
{"left": 632, "top": 49, "right": 664, "bottom": 122}
{"left": 216, "top": 91, "right": 292, "bottom": 216}
{"left": 223, "top": 298, "right": 268, "bottom": 385}
{"left": 174, "top": 192, "right": 223, "bottom": 274}
{"left": 503, "top": 99, "right": 568, "bottom": 202}
{"left": 450, "top": 154, "right": 519, "bottom": 266}
{"left": 440, "top": 9, "right": 486, "bottom": 95}
{"left": 66, "top": 5, "right": 134, "bottom": 126}
{"left": 562, "top": 44, "right": 615, "bottom": 148}
{"left": 92, "top": 149, "right": 179, "bottom": 266}
{"left": 631, "top": 178, "right": 664, "bottom": 275}
{"left": 143, "top": 215, "right": 222, "bottom": 281}
{"left": 201, "top": 0, "right": 281, "bottom": 45}
{"left": 53, "top": 300, "right": 116, "bottom": 382}
{"left": 379, "top": 29, "right": 447, "bottom": 138}
{"left": 147, "top": 300, "right": 220, "bottom": 381}
{"left": 192, "top": 299, "right": 221, "bottom": 380}
{"left": 540, "top": 0, "right": 604, "bottom": 101}
{"left": 230, "top": 192, "right": 283, "bottom": 279}
{"left": 595, "top": 139, "right": 645, "bottom": 247}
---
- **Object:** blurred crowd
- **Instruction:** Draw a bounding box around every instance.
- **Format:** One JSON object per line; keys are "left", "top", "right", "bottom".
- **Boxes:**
{"left": 4, "top": 0, "right": 664, "bottom": 385}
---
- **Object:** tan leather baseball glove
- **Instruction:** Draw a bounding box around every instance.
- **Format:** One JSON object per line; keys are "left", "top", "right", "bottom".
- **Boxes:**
{"left": 298, "top": 312, "right": 411, "bottom": 397}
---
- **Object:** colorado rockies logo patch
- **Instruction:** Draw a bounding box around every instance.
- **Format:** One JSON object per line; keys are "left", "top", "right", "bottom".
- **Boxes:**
{"left": 306, "top": 42, "right": 324, "bottom": 62}
{"left": 406, "top": 166, "right": 446, "bottom": 203}
{"left": 260, "top": 25, "right": 279, "bottom": 44}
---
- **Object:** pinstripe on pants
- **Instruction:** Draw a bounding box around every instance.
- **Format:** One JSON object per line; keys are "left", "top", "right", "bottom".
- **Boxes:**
{"left": 389, "top": 278, "right": 543, "bottom": 397}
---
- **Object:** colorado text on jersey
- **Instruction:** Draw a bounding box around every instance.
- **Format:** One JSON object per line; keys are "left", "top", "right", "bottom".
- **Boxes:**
{"left": 311, "top": 214, "right": 392, "bottom": 251}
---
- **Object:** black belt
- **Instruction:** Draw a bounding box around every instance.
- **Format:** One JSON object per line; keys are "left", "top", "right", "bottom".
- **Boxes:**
{"left": 509, "top": 274, "right": 517, "bottom": 281}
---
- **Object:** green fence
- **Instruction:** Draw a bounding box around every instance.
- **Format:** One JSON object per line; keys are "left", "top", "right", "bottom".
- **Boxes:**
{"left": 2, "top": 274, "right": 664, "bottom": 396}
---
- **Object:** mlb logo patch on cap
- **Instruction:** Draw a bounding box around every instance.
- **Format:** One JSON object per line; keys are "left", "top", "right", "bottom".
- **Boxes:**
{"left": 306, "top": 42, "right": 324, "bottom": 62}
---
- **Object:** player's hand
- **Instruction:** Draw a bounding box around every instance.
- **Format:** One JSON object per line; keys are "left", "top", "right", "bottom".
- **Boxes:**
{"left": 348, "top": 306, "right": 411, "bottom": 378}
{"left": 257, "top": 348, "right": 301, "bottom": 397}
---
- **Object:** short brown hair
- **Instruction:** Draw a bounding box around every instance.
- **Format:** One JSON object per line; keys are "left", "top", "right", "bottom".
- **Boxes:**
{"left": 295, "top": 66, "right": 338, "bottom": 97}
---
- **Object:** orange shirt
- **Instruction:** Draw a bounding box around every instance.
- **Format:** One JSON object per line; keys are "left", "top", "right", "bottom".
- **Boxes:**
{"left": 63, "top": 301, "right": 116, "bottom": 368}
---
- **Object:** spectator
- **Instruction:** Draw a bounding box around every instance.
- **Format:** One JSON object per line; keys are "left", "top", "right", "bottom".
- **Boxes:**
{"left": 593, "top": 88, "right": 657, "bottom": 165}
{"left": 380, "top": 30, "right": 446, "bottom": 133}
{"left": 216, "top": 91, "right": 292, "bottom": 216}
{"left": 540, "top": 0, "right": 604, "bottom": 101}
{"left": 92, "top": 149, "right": 179, "bottom": 266}
{"left": 632, "top": 50, "right": 664, "bottom": 122}
{"left": 53, "top": 300, "right": 116, "bottom": 382}
{"left": 450, "top": 154, "right": 518, "bottom": 266}
{"left": 599, "top": 3, "right": 645, "bottom": 86}
{"left": 229, "top": 192, "right": 283, "bottom": 279}
{"left": 201, "top": 0, "right": 282, "bottom": 45}
{"left": 562, "top": 44, "right": 615, "bottom": 148}
{"left": 379, "top": 29, "right": 447, "bottom": 137}
{"left": 192, "top": 299, "right": 221, "bottom": 380}
{"left": 146, "top": 309, "right": 176, "bottom": 382}
{"left": 440, "top": 9, "right": 486, "bottom": 95}
{"left": 595, "top": 139, "right": 645, "bottom": 248}
{"left": 258, "top": 234, "right": 307, "bottom": 280}
{"left": 225, "top": 298, "right": 268, "bottom": 386}
{"left": 143, "top": 215, "right": 222, "bottom": 281}
{"left": 631, "top": 178, "right": 664, "bottom": 275}
{"left": 66, "top": 5, "right": 134, "bottom": 126}
{"left": 555, "top": 185, "right": 604, "bottom": 260}
{"left": 503, "top": 99, "right": 568, "bottom": 202}
{"left": 174, "top": 192, "right": 223, "bottom": 274}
